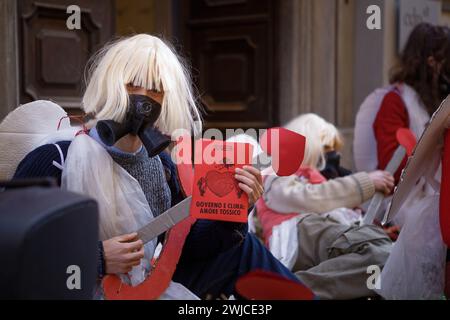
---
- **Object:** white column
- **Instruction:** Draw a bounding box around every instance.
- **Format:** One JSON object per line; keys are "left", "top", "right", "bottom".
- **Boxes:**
{"left": 278, "top": 0, "right": 338, "bottom": 125}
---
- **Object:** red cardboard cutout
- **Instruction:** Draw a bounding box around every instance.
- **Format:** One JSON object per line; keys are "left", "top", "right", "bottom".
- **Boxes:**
{"left": 103, "top": 153, "right": 196, "bottom": 300}
{"left": 190, "top": 139, "right": 252, "bottom": 223}
{"left": 236, "top": 270, "right": 315, "bottom": 300}
{"left": 260, "top": 128, "right": 306, "bottom": 177}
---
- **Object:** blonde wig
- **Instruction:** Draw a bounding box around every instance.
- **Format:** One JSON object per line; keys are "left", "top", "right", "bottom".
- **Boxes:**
{"left": 82, "top": 34, "right": 202, "bottom": 136}
{"left": 284, "top": 113, "right": 343, "bottom": 170}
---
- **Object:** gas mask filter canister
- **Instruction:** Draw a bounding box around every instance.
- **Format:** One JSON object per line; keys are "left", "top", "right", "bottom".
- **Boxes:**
{"left": 96, "top": 94, "right": 171, "bottom": 157}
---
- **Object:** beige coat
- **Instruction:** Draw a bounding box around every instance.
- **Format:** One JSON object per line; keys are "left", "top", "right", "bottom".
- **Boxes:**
{"left": 262, "top": 172, "right": 392, "bottom": 300}
{"left": 264, "top": 172, "right": 375, "bottom": 214}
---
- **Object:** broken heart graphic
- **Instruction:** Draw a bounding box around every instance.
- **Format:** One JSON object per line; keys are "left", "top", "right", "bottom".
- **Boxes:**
{"left": 205, "top": 171, "right": 236, "bottom": 198}
{"left": 191, "top": 139, "right": 250, "bottom": 223}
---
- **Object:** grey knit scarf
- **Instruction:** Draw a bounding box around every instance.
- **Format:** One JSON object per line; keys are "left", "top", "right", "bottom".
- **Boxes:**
{"left": 108, "top": 147, "right": 171, "bottom": 218}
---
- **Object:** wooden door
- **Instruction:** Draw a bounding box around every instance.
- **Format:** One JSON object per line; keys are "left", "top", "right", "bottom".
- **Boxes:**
{"left": 178, "top": 0, "right": 279, "bottom": 131}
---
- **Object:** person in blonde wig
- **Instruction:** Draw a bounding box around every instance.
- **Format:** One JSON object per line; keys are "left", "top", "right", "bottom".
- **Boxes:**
{"left": 82, "top": 34, "right": 202, "bottom": 137}
{"left": 285, "top": 113, "right": 348, "bottom": 179}
{"left": 284, "top": 113, "right": 336, "bottom": 171}
{"left": 12, "top": 34, "right": 299, "bottom": 299}
{"left": 256, "top": 113, "right": 396, "bottom": 299}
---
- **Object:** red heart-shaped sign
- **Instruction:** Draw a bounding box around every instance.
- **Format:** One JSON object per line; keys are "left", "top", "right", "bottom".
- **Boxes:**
{"left": 205, "top": 171, "right": 235, "bottom": 198}
{"left": 260, "top": 128, "right": 306, "bottom": 176}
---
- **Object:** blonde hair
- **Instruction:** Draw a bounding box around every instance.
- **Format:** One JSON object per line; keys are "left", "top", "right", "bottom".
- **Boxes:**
{"left": 284, "top": 113, "right": 343, "bottom": 170}
{"left": 82, "top": 34, "right": 202, "bottom": 136}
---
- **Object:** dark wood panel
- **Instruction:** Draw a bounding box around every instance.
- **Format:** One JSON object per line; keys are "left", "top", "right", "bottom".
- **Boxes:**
{"left": 18, "top": 0, "right": 115, "bottom": 111}
{"left": 188, "top": 0, "right": 270, "bottom": 21}
{"left": 193, "top": 25, "right": 269, "bottom": 123}
{"left": 179, "top": 0, "right": 278, "bottom": 130}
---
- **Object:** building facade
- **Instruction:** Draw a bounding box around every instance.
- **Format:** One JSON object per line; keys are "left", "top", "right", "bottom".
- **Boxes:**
{"left": 1, "top": 0, "right": 450, "bottom": 168}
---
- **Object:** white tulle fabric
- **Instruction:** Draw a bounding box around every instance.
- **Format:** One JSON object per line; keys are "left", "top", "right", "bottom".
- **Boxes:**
{"left": 61, "top": 133, "right": 157, "bottom": 286}
{"left": 377, "top": 193, "right": 447, "bottom": 300}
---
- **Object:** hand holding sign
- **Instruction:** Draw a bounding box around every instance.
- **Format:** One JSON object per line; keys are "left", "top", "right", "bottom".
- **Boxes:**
{"left": 396, "top": 128, "right": 417, "bottom": 157}
{"left": 191, "top": 139, "right": 253, "bottom": 223}
{"left": 191, "top": 129, "right": 306, "bottom": 223}
{"left": 234, "top": 166, "right": 264, "bottom": 207}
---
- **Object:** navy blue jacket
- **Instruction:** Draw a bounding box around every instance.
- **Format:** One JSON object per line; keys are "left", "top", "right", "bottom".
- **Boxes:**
{"left": 13, "top": 141, "right": 248, "bottom": 277}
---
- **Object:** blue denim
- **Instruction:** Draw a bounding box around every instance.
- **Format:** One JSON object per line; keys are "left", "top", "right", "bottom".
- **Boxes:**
{"left": 172, "top": 232, "right": 300, "bottom": 299}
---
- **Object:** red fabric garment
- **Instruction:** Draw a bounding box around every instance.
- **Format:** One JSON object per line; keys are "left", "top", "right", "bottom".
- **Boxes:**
{"left": 103, "top": 217, "right": 196, "bottom": 300}
{"left": 373, "top": 91, "right": 410, "bottom": 184}
{"left": 441, "top": 130, "right": 450, "bottom": 298}
{"left": 256, "top": 167, "right": 326, "bottom": 245}
{"left": 440, "top": 130, "right": 450, "bottom": 247}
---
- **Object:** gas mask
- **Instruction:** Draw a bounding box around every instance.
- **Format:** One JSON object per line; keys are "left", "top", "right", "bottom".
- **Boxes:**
{"left": 96, "top": 94, "right": 171, "bottom": 157}
{"left": 320, "top": 151, "right": 352, "bottom": 180}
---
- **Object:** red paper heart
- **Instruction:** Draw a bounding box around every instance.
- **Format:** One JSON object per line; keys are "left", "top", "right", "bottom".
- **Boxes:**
{"left": 396, "top": 128, "right": 417, "bottom": 157}
{"left": 260, "top": 128, "right": 306, "bottom": 177}
{"left": 205, "top": 171, "right": 235, "bottom": 198}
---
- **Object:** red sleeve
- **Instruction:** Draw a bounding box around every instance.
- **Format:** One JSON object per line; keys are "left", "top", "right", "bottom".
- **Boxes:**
{"left": 373, "top": 92, "right": 409, "bottom": 184}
